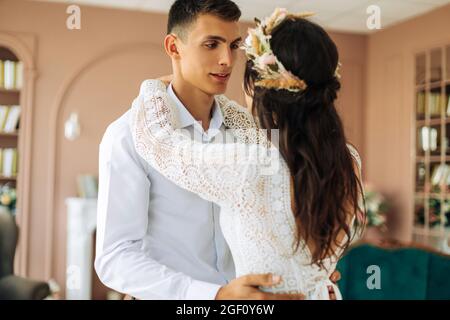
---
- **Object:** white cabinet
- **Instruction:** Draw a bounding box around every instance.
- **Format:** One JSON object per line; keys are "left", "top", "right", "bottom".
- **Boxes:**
{"left": 65, "top": 197, "right": 97, "bottom": 300}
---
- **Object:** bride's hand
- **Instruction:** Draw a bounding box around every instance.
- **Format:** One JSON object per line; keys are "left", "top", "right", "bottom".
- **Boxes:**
{"left": 215, "top": 273, "right": 305, "bottom": 300}
{"left": 157, "top": 74, "right": 173, "bottom": 87}
{"left": 328, "top": 270, "right": 341, "bottom": 300}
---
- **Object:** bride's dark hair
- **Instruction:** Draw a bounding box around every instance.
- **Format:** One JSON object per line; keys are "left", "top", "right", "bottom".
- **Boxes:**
{"left": 244, "top": 17, "right": 365, "bottom": 267}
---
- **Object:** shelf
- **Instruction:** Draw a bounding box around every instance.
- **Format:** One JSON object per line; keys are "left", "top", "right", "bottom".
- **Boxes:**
{"left": 414, "top": 80, "right": 450, "bottom": 88}
{"left": 429, "top": 81, "right": 443, "bottom": 89}
{"left": 415, "top": 192, "right": 444, "bottom": 199}
{"left": 416, "top": 192, "right": 442, "bottom": 199}
{"left": 0, "top": 88, "right": 20, "bottom": 94}
{"left": 416, "top": 156, "right": 450, "bottom": 163}
{"left": 429, "top": 156, "right": 442, "bottom": 162}
{"left": 414, "top": 155, "right": 450, "bottom": 162}
{"left": 413, "top": 225, "right": 450, "bottom": 237}
{"left": 415, "top": 84, "right": 426, "bottom": 91}
{"left": 0, "top": 132, "right": 18, "bottom": 137}
{"left": 0, "top": 176, "right": 16, "bottom": 181}
{"left": 416, "top": 118, "right": 450, "bottom": 126}
{"left": 428, "top": 118, "right": 442, "bottom": 125}
{"left": 415, "top": 191, "right": 450, "bottom": 200}
{"left": 416, "top": 119, "right": 426, "bottom": 126}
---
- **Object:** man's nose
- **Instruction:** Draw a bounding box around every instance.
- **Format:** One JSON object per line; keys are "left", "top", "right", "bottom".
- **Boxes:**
{"left": 219, "top": 47, "right": 233, "bottom": 67}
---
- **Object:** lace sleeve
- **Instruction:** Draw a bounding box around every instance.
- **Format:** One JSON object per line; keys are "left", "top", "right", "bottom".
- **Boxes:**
{"left": 346, "top": 143, "right": 366, "bottom": 235}
{"left": 130, "top": 80, "right": 277, "bottom": 207}
{"left": 215, "top": 94, "right": 271, "bottom": 145}
{"left": 346, "top": 143, "right": 362, "bottom": 173}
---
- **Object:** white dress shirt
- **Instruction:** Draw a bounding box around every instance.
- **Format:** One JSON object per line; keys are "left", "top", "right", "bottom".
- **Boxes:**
{"left": 95, "top": 84, "right": 235, "bottom": 300}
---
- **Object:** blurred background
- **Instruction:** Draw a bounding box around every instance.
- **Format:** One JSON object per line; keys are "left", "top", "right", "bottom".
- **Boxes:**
{"left": 0, "top": 0, "right": 449, "bottom": 300}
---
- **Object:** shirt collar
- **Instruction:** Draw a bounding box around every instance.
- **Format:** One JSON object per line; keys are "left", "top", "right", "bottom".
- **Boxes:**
{"left": 167, "top": 83, "right": 224, "bottom": 133}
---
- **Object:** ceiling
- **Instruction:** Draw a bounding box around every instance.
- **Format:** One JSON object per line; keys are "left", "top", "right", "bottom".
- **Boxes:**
{"left": 36, "top": 0, "right": 450, "bottom": 33}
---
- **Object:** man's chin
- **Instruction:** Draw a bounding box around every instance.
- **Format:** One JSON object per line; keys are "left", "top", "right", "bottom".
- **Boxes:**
{"left": 205, "top": 84, "right": 228, "bottom": 96}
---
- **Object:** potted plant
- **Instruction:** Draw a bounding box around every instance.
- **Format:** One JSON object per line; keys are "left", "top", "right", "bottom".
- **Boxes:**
{"left": 361, "top": 184, "right": 389, "bottom": 241}
{"left": 0, "top": 184, "right": 17, "bottom": 216}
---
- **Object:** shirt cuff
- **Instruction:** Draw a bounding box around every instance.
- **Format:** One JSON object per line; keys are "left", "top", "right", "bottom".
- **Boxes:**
{"left": 185, "top": 279, "right": 222, "bottom": 300}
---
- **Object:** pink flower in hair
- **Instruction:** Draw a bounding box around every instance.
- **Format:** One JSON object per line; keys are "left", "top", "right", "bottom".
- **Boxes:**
{"left": 259, "top": 53, "right": 277, "bottom": 67}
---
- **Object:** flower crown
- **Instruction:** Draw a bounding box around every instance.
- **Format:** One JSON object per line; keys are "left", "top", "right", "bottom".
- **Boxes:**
{"left": 241, "top": 8, "right": 341, "bottom": 93}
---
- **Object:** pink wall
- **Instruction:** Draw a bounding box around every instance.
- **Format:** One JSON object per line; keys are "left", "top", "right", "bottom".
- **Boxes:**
{"left": 364, "top": 4, "right": 450, "bottom": 241}
{"left": 0, "top": 0, "right": 366, "bottom": 295}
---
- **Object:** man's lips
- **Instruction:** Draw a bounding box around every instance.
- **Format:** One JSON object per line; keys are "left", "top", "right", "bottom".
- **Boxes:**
{"left": 210, "top": 73, "right": 231, "bottom": 82}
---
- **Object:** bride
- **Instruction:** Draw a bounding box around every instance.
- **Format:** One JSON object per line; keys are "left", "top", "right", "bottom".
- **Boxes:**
{"left": 130, "top": 9, "right": 365, "bottom": 299}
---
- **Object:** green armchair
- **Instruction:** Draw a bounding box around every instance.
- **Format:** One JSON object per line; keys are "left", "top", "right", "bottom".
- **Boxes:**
{"left": 0, "top": 209, "right": 50, "bottom": 300}
{"left": 336, "top": 240, "right": 450, "bottom": 300}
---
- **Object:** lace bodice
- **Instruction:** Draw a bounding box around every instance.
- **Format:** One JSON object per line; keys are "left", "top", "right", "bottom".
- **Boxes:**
{"left": 130, "top": 79, "right": 362, "bottom": 299}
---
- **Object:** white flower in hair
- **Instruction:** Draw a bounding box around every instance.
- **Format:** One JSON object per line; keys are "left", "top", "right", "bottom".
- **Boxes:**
{"left": 241, "top": 8, "right": 341, "bottom": 92}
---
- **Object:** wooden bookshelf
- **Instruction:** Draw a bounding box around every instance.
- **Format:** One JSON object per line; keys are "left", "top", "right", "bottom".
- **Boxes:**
{"left": 0, "top": 46, "right": 21, "bottom": 212}
{"left": 413, "top": 44, "right": 450, "bottom": 253}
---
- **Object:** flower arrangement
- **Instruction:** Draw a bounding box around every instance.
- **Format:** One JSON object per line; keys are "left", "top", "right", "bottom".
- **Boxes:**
{"left": 363, "top": 184, "right": 388, "bottom": 229}
{"left": 0, "top": 184, "right": 17, "bottom": 215}
{"left": 415, "top": 198, "right": 449, "bottom": 227}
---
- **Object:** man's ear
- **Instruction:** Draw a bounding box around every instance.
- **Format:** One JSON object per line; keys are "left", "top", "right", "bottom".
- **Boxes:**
{"left": 164, "top": 34, "right": 181, "bottom": 59}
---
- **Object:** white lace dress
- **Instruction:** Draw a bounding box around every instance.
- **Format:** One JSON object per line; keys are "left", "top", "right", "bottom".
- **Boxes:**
{"left": 130, "top": 80, "right": 362, "bottom": 300}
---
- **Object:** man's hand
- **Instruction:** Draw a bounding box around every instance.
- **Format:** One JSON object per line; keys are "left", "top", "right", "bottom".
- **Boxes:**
{"left": 215, "top": 273, "right": 305, "bottom": 300}
{"left": 157, "top": 74, "right": 173, "bottom": 87}
{"left": 327, "top": 270, "right": 341, "bottom": 300}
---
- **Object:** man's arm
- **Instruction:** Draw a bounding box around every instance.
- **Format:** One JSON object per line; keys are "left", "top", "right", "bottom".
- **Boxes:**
{"left": 94, "top": 117, "right": 221, "bottom": 299}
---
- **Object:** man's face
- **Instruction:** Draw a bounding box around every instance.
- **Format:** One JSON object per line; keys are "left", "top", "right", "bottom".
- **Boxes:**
{"left": 175, "top": 14, "right": 241, "bottom": 95}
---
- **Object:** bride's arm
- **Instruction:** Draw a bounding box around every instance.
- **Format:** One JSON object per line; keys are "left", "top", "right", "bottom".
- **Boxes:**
{"left": 130, "top": 80, "right": 277, "bottom": 207}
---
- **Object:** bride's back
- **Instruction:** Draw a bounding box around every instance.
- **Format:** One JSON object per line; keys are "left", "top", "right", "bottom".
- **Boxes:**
{"left": 242, "top": 16, "right": 366, "bottom": 269}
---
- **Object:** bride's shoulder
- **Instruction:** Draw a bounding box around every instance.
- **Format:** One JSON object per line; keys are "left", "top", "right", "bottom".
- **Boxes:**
{"left": 139, "top": 79, "right": 167, "bottom": 96}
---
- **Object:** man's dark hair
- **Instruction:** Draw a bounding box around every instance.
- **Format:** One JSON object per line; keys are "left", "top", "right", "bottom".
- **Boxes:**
{"left": 167, "top": 0, "right": 241, "bottom": 39}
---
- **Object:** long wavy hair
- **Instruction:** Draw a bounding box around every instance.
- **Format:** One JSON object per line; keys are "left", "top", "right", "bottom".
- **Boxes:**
{"left": 244, "top": 18, "right": 366, "bottom": 268}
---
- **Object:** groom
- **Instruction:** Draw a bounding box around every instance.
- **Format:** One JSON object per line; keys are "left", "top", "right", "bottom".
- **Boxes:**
{"left": 95, "top": 0, "right": 339, "bottom": 300}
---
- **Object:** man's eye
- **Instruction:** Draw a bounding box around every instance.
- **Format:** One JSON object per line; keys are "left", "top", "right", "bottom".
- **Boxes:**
{"left": 205, "top": 42, "right": 218, "bottom": 49}
{"left": 231, "top": 43, "right": 240, "bottom": 50}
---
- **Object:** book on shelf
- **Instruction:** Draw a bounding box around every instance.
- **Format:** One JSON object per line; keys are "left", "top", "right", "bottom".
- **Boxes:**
{"left": 0, "top": 149, "right": 3, "bottom": 175}
{"left": 0, "top": 148, "right": 17, "bottom": 177}
{"left": 4, "top": 106, "right": 20, "bottom": 133}
{"left": 417, "top": 92, "right": 425, "bottom": 116}
{"left": 0, "top": 60, "right": 3, "bottom": 88}
{"left": 419, "top": 126, "right": 438, "bottom": 152}
{"left": 430, "top": 163, "right": 450, "bottom": 188}
{"left": 0, "top": 106, "right": 9, "bottom": 131}
{"left": 0, "top": 105, "right": 20, "bottom": 133}
{"left": 1, "top": 60, "right": 23, "bottom": 90}
{"left": 16, "top": 61, "right": 23, "bottom": 90}
{"left": 428, "top": 92, "right": 441, "bottom": 117}
{"left": 3, "top": 60, "right": 14, "bottom": 90}
{"left": 447, "top": 95, "right": 450, "bottom": 117}
{"left": 431, "top": 164, "right": 448, "bottom": 186}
